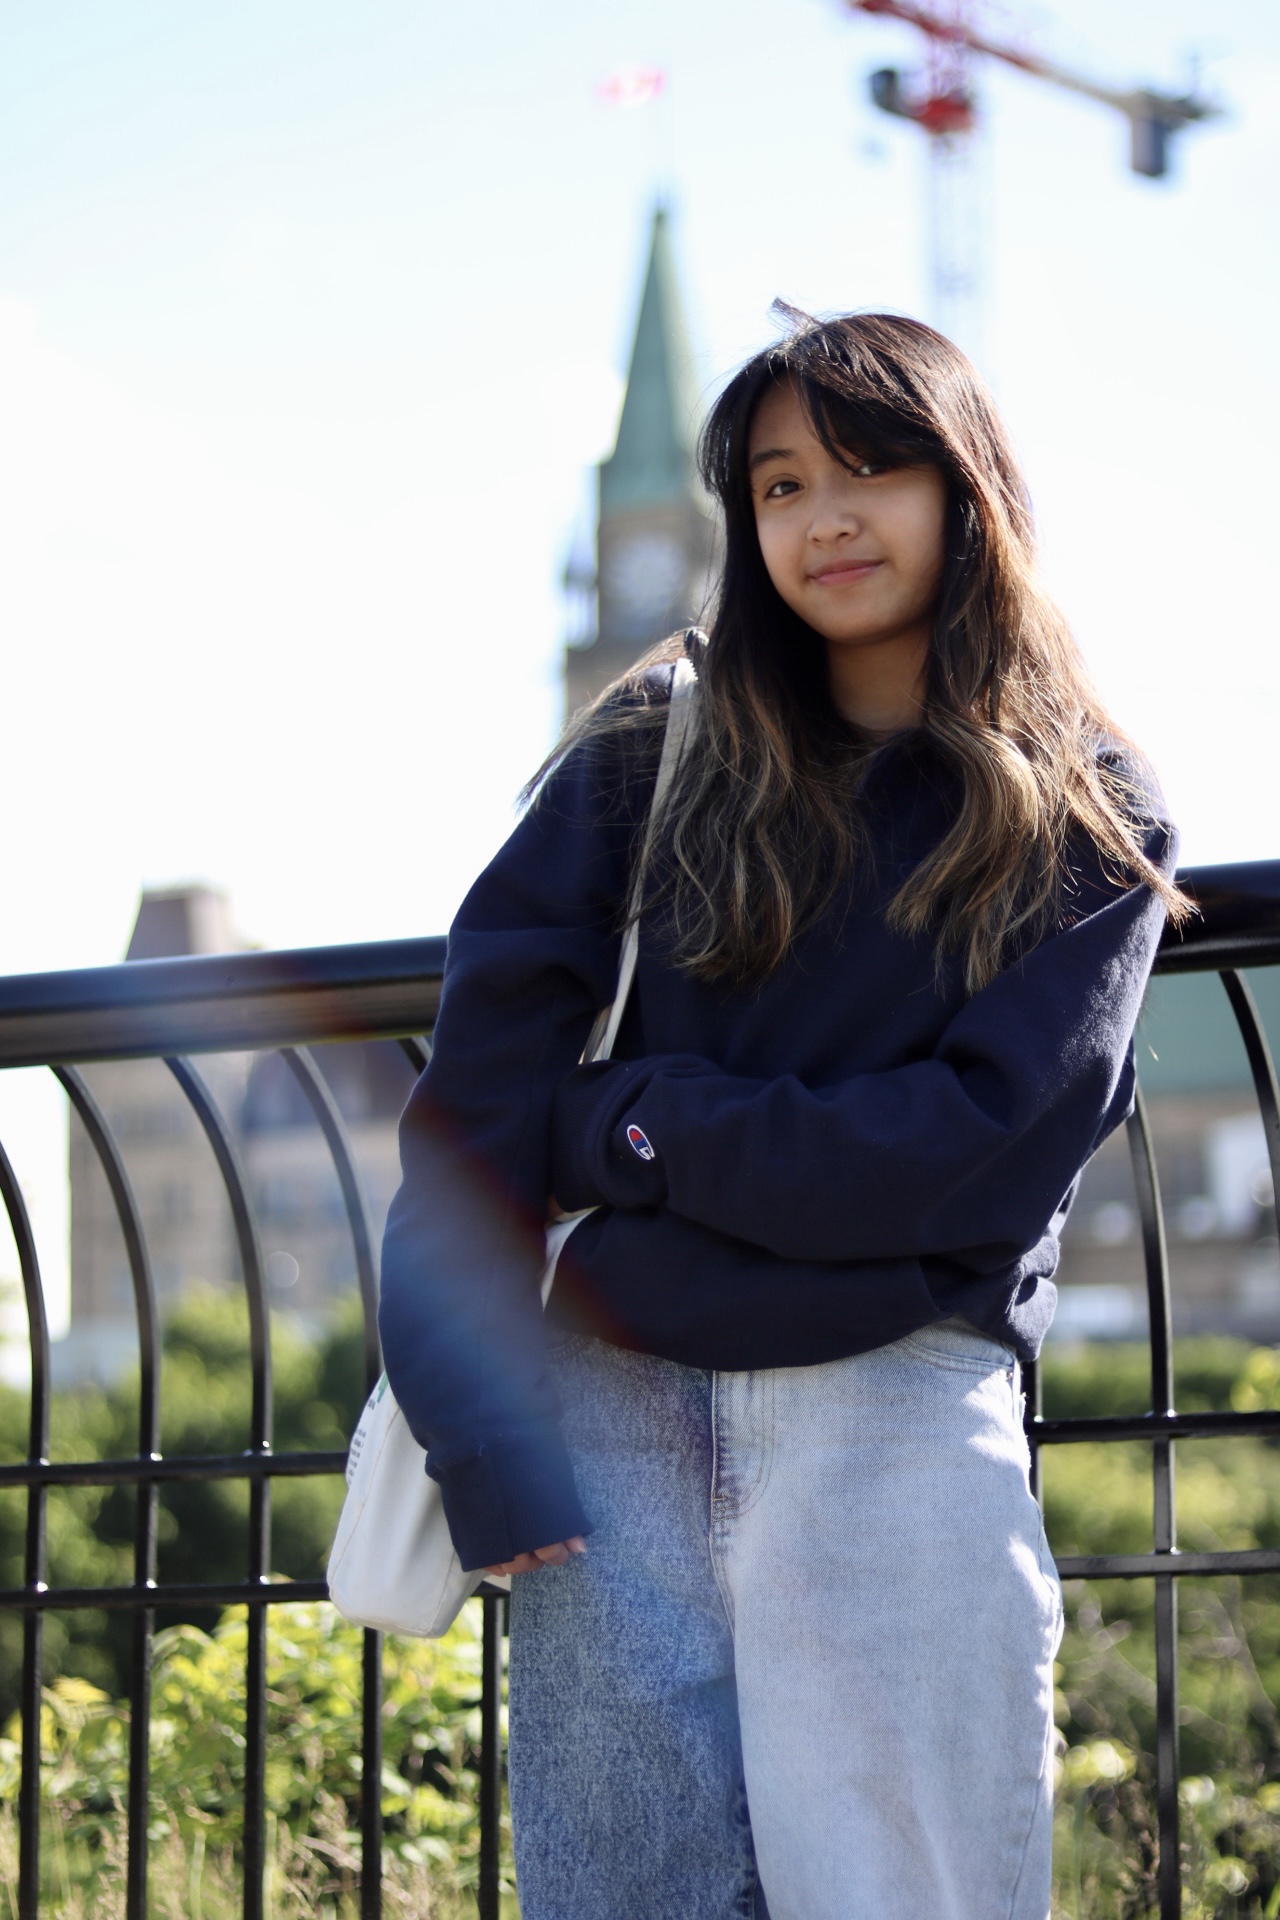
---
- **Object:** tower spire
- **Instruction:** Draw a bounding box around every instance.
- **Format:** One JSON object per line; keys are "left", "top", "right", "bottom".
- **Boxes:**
{"left": 564, "top": 205, "right": 718, "bottom": 718}
{"left": 600, "top": 208, "right": 700, "bottom": 516}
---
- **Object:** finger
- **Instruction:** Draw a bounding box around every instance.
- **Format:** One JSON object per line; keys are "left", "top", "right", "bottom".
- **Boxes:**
{"left": 484, "top": 1554, "right": 539, "bottom": 1576}
{"left": 532, "top": 1537, "right": 588, "bottom": 1566}
{"left": 486, "top": 1538, "right": 588, "bottom": 1577}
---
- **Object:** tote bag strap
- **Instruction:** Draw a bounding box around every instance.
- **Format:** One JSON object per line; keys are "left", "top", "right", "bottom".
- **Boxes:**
{"left": 587, "top": 652, "right": 699, "bottom": 1066}
{"left": 543, "top": 650, "right": 701, "bottom": 1304}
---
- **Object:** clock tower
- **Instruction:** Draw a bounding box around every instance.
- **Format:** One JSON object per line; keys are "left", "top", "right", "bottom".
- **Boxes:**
{"left": 564, "top": 207, "right": 719, "bottom": 717}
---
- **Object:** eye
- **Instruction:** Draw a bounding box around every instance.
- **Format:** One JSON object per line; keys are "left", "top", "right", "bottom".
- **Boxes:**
{"left": 851, "top": 459, "right": 887, "bottom": 478}
{"left": 763, "top": 477, "right": 800, "bottom": 499}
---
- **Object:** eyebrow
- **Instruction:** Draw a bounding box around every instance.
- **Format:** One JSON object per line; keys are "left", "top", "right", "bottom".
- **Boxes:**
{"left": 748, "top": 446, "right": 793, "bottom": 473}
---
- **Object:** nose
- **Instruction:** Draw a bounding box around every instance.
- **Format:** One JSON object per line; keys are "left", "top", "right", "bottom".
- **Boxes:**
{"left": 806, "top": 479, "right": 862, "bottom": 544}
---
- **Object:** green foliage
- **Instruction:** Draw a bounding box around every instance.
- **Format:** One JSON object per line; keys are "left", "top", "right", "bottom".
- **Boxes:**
{"left": 9, "top": 1318, "right": 1280, "bottom": 1912}
{"left": 1232, "top": 1351, "right": 1280, "bottom": 1416}
{"left": 0, "top": 1600, "right": 503, "bottom": 1918}
{"left": 1041, "top": 1338, "right": 1251, "bottom": 1423}
{"left": 0, "top": 1287, "right": 367, "bottom": 1720}
{"left": 1042, "top": 1342, "right": 1280, "bottom": 1916}
{"left": 0, "top": 1292, "right": 517, "bottom": 1913}
{"left": 147, "top": 1288, "right": 355, "bottom": 1598}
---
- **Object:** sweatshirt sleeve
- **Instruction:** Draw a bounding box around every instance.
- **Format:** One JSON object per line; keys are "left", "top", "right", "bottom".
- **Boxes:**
{"left": 550, "top": 827, "right": 1177, "bottom": 1274}
{"left": 378, "top": 725, "right": 644, "bottom": 1572}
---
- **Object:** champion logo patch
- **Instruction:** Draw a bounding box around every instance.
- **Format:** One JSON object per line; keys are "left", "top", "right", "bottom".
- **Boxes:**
{"left": 626, "top": 1124, "right": 656, "bottom": 1162}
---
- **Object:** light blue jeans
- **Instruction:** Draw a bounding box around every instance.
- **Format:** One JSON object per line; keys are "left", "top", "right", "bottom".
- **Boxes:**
{"left": 508, "top": 1321, "right": 1063, "bottom": 1920}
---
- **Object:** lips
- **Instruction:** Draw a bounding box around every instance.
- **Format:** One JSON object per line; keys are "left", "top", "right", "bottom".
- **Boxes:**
{"left": 809, "top": 558, "right": 882, "bottom": 584}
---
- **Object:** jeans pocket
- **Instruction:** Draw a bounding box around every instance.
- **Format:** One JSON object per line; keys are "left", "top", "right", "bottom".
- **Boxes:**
{"left": 899, "top": 1319, "right": 1016, "bottom": 1373}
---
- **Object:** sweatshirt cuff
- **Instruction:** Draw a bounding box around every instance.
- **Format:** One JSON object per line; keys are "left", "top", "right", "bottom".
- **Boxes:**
{"left": 428, "top": 1424, "right": 592, "bottom": 1572}
{"left": 552, "top": 1060, "right": 669, "bottom": 1212}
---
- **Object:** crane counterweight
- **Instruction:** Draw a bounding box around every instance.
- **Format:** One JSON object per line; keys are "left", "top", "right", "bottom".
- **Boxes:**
{"left": 850, "top": 0, "right": 1219, "bottom": 181}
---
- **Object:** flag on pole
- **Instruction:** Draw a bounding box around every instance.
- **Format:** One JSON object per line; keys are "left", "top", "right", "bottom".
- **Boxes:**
{"left": 596, "top": 67, "right": 667, "bottom": 109}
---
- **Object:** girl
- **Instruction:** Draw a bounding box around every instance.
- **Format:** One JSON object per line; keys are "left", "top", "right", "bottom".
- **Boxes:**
{"left": 379, "top": 312, "right": 1182, "bottom": 1920}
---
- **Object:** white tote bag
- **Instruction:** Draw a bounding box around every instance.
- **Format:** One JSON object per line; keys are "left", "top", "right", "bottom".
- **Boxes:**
{"left": 327, "top": 658, "right": 698, "bottom": 1637}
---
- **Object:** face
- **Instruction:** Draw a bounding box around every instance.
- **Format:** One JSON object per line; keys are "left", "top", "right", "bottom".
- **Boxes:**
{"left": 748, "top": 380, "right": 948, "bottom": 663}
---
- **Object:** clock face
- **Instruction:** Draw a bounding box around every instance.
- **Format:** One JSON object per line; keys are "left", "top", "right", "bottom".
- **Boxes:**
{"left": 604, "top": 532, "right": 688, "bottom": 623}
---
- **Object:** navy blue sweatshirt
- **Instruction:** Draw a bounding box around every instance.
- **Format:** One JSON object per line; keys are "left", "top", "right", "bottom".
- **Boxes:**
{"left": 379, "top": 670, "right": 1176, "bottom": 1571}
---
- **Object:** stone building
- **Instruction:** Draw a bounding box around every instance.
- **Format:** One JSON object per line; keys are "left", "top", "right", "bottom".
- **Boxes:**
{"left": 64, "top": 886, "right": 410, "bottom": 1380}
{"left": 1055, "top": 968, "right": 1280, "bottom": 1343}
{"left": 64, "top": 888, "right": 254, "bottom": 1378}
{"left": 563, "top": 206, "right": 719, "bottom": 718}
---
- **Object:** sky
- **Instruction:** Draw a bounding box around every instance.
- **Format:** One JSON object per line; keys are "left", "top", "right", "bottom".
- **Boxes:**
{"left": 0, "top": 0, "right": 1275, "bottom": 1332}
{"left": 1, "top": 0, "right": 1276, "bottom": 967}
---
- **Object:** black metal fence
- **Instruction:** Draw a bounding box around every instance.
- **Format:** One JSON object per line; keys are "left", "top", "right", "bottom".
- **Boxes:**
{"left": 0, "top": 865, "right": 1276, "bottom": 1917}
{"left": 1028, "top": 859, "right": 1280, "bottom": 1919}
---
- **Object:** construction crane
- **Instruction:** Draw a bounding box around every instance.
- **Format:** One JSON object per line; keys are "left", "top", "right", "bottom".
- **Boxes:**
{"left": 845, "top": 0, "right": 1221, "bottom": 353}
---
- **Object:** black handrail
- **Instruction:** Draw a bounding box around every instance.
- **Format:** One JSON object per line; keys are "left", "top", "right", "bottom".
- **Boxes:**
{"left": 0, "top": 856, "right": 1263, "bottom": 1071}
{"left": 0, "top": 935, "right": 448, "bottom": 1066}
{"left": 1158, "top": 860, "right": 1280, "bottom": 971}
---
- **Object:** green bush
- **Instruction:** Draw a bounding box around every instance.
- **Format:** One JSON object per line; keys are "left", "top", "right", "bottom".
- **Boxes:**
{"left": 1043, "top": 1342, "right": 1280, "bottom": 1916}
{"left": 0, "top": 1599, "right": 503, "bottom": 1918}
{"left": 0, "top": 1287, "right": 367, "bottom": 1718}
{"left": 6, "top": 1318, "right": 1280, "bottom": 1913}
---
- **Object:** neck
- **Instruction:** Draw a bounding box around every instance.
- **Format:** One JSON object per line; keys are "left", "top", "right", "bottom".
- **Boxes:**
{"left": 826, "top": 629, "right": 929, "bottom": 734}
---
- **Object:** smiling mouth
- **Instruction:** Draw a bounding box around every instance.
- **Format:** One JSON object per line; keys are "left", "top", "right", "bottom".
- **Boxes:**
{"left": 809, "top": 559, "right": 882, "bottom": 584}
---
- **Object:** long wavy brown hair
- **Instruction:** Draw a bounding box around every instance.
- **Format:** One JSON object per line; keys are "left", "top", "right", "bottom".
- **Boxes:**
{"left": 540, "top": 310, "right": 1185, "bottom": 992}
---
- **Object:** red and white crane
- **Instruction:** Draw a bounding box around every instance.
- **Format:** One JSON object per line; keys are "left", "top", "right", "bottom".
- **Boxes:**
{"left": 843, "top": 0, "right": 1221, "bottom": 353}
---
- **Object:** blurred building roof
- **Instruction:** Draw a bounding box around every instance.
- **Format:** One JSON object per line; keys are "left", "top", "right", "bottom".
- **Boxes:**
{"left": 124, "top": 885, "right": 249, "bottom": 960}
{"left": 1138, "top": 969, "right": 1280, "bottom": 1096}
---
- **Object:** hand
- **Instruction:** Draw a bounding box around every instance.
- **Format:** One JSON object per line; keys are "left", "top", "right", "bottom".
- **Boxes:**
{"left": 485, "top": 1536, "right": 587, "bottom": 1577}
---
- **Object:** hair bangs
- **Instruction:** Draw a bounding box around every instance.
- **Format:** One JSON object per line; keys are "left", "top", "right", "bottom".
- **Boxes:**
{"left": 797, "top": 375, "right": 942, "bottom": 479}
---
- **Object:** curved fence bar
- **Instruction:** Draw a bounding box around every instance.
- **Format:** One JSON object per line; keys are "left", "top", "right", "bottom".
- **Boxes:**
{"left": 1126, "top": 1088, "right": 1179, "bottom": 1917}
{"left": 278, "top": 1045, "right": 385, "bottom": 1918}
{"left": 164, "top": 1058, "right": 272, "bottom": 1453}
{"left": 397, "top": 1035, "right": 430, "bottom": 1073}
{"left": 0, "top": 1133, "right": 50, "bottom": 1920}
{"left": 0, "top": 864, "right": 1272, "bottom": 1915}
{"left": 53, "top": 1065, "right": 160, "bottom": 1920}
{"left": 1127, "top": 1087, "right": 1174, "bottom": 1418}
{"left": 480, "top": 1596, "right": 504, "bottom": 1917}
{"left": 280, "top": 1047, "right": 381, "bottom": 1390}
{"left": 1221, "top": 968, "right": 1280, "bottom": 1222}
{"left": 53, "top": 1066, "right": 160, "bottom": 1439}
{"left": 164, "top": 1056, "right": 272, "bottom": 1920}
